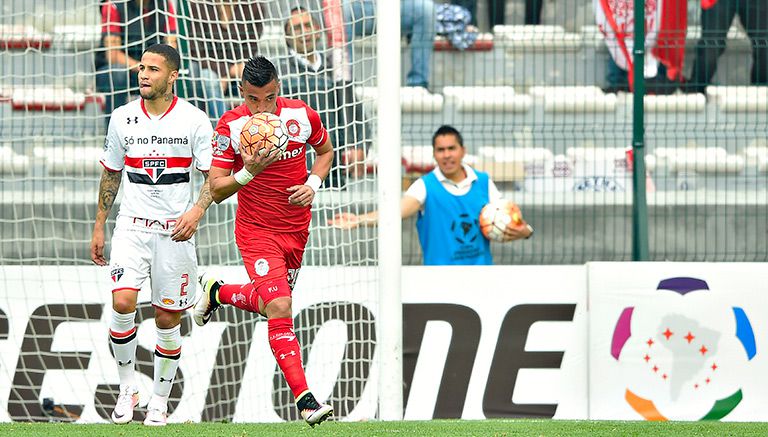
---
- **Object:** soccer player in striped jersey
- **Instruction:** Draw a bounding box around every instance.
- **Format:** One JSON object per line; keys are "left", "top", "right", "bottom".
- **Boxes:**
{"left": 89, "top": 43, "right": 213, "bottom": 426}
{"left": 194, "top": 56, "right": 334, "bottom": 427}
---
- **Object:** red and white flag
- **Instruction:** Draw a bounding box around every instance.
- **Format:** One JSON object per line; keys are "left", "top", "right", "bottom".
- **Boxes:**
{"left": 595, "top": 0, "right": 686, "bottom": 89}
{"left": 322, "top": 0, "right": 351, "bottom": 83}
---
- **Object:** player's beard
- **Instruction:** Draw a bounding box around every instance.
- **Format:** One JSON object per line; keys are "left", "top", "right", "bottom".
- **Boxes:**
{"left": 140, "top": 81, "right": 169, "bottom": 101}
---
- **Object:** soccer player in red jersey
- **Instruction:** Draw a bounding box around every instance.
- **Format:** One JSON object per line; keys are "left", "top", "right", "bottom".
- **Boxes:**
{"left": 193, "top": 56, "right": 334, "bottom": 426}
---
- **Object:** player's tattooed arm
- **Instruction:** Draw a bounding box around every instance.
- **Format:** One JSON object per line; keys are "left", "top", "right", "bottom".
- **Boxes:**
{"left": 195, "top": 173, "right": 213, "bottom": 211}
{"left": 97, "top": 169, "right": 122, "bottom": 217}
{"left": 91, "top": 168, "right": 122, "bottom": 265}
{"left": 171, "top": 173, "right": 211, "bottom": 242}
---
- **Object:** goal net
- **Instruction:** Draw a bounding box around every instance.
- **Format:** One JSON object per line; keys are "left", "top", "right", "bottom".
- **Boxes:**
{"left": 0, "top": 0, "right": 384, "bottom": 423}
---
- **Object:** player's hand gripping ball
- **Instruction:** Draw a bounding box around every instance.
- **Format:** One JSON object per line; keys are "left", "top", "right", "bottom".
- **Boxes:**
{"left": 479, "top": 200, "right": 523, "bottom": 242}
{"left": 239, "top": 112, "right": 289, "bottom": 158}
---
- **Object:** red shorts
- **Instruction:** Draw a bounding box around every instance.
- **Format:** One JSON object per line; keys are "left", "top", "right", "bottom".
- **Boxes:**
{"left": 235, "top": 227, "right": 308, "bottom": 300}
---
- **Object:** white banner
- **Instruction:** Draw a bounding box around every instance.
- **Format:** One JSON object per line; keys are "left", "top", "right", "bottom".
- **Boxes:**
{"left": 4, "top": 263, "right": 765, "bottom": 422}
{"left": 401, "top": 266, "right": 588, "bottom": 420}
{"left": 588, "top": 263, "right": 768, "bottom": 421}
{"left": 0, "top": 265, "right": 587, "bottom": 423}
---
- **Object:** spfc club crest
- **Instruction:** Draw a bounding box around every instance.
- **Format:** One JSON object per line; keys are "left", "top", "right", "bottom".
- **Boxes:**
{"left": 142, "top": 158, "right": 167, "bottom": 182}
{"left": 111, "top": 266, "right": 124, "bottom": 282}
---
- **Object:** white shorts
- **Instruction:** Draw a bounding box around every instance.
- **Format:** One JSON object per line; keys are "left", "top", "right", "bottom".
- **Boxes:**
{"left": 108, "top": 228, "right": 197, "bottom": 312}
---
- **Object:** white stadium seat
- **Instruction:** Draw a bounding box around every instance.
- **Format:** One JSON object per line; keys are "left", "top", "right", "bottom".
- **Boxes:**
{"left": 11, "top": 87, "right": 87, "bottom": 111}
{"left": 34, "top": 145, "right": 103, "bottom": 176}
{"left": 255, "top": 24, "right": 287, "bottom": 57}
{"left": 356, "top": 86, "right": 444, "bottom": 112}
{"left": 52, "top": 25, "right": 100, "bottom": 51}
{"left": 667, "top": 147, "right": 744, "bottom": 174}
{"left": 639, "top": 94, "right": 706, "bottom": 112}
{"left": 706, "top": 86, "right": 768, "bottom": 112}
{"left": 743, "top": 140, "right": 768, "bottom": 167}
{"left": 493, "top": 25, "right": 582, "bottom": 50}
{"left": 442, "top": 86, "right": 531, "bottom": 112}
{"left": 529, "top": 86, "right": 617, "bottom": 112}
{"left": 0, "top": 146, "right": 30, "bottom": 175}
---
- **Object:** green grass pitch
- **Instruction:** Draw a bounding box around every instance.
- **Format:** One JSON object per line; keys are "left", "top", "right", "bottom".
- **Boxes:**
{"left": 2, "top": 419, "right": 768, "bottom": 437}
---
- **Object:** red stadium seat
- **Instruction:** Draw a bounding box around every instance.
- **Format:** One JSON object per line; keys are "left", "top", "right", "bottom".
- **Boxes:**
{"left": 433, "top": 33, "right": 494, "bottom": 52}
{"left": 0, "top": 24, "right": 52, "bottom": 49}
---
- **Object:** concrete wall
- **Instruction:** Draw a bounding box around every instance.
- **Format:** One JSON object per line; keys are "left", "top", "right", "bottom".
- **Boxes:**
{"left": 2, "top": 199, "right": 765, "bottom": 266}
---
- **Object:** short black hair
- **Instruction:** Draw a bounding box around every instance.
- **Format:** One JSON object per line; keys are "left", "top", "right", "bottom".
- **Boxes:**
{"left": 432, "top": 125, "right": 464, "bottom": 148}
{"left": 143, "top": 43, "right": 180, "bottom": 71}
{"left": 242, "top": 56, "right": 279, "bottom": 88}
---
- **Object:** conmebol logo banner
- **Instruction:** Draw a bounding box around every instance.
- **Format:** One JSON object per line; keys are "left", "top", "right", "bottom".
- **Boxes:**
{"left": 589, "top": 263, "right": 768, "bottom": 421}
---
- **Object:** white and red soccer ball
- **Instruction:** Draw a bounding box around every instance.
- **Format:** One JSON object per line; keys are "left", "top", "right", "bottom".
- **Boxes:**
{"left": 239, "top": 112, "right": 289, "bottom": 158}
{"left": 479, "top": 200, "right": 523, "bottom": 242}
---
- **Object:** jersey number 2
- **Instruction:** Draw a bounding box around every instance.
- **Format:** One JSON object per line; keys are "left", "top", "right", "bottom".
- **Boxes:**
{"left": 180, "top": 273, "right": 189, "bottom": 296}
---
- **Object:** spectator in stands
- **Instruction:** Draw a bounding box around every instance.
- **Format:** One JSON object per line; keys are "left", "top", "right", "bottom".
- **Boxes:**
{"left": 95, "top": 0, "right": 223, "bottom": 124}
{"left": 280, "top": 7, "right": 370, "bottom": 185}
{"left": 95, "top": 0, "right": 176, "bottom": 122}
{"left": 684, "top": 0, "right": 767, "bottom": 94}
{"left": 185, "top": 0, "right": 264, "bottom": 118}
{"left": 343, "top": 0, "right": 435, "bottom": 89}
{"left": 451, "top": 0, "right": 540, "bottom": 27}
{"left": 329, "top": 125, "right": 533, "bottom": 265}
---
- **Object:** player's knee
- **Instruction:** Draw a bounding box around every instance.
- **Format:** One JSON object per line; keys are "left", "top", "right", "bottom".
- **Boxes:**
{"left": 112, "top": 295, "right": 137, "bottom": 314}
{"left": 154, "top": 308, "right": 182, "bottom": 329}
{"left": 264, "top": 296, "right": 292, "bottom": 319}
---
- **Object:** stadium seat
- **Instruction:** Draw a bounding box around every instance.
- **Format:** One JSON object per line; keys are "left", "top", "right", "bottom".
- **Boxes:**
{"left": 743, "top": 140, "right": 768, "bottom": 168}
{"left": 401, "top": 145, "right": 436, "bottom": 173}
{"left": 433, "top": 33, "right": 494, "bottom": 51}
{"left": 638, "top": 94, "right": 707, "bottom": 113}
{"left": 442, "top": 86, "right": 531, "bottom": 112}
{"left": 580, "top": 25, "right": 606, "bottom": 47}
{"left": 10, "top": 87, "right": 103, "bottom": 111}
{"left": 473, "top": 158, "right": 525, "bottom": 183}
{"left": 0, "top": 146, "right": 30, "bottom": 175}
{"left": 667, "top": 147, "right": 744, "bottom": 174}
{"left": 0, "top": 24, "right": 51, "bottom": 49}
{"left": 34, "top": 144, "right": 103, "bottom": 176}
{"left": 493, "top": 25, "right": 582, "bottom": 50}
{"left": 478, "top": 146, "right": 554, "bottom": 177}
{"left": 255, "top": 24, "right": 288, "bottom": 58}
{"left": 567, "top": 146, "right": 628, "bottom": 171}
{"left": 653, "top": 145, "right": 722, "bottom": 167}
{"left": 356, "top": 86, "right": 444, "bottom": 112}
{"left": 530, "top": 86, "right": 617, "bottom": 112}
{"left": 52, "top": 25, "right": 100, "bottom": 51}
{"left": 707, "top": 86, "right": 768, "bottom": 112}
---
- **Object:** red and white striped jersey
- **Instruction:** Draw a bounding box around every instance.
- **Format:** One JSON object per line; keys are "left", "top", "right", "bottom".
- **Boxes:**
{"left": 101, "top": 96, "right": 213, "bottom": 233}
{"left": 211, "top": 97, "right": 328, "bottom": 233}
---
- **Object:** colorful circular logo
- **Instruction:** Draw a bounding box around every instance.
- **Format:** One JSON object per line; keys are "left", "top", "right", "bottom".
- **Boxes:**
{"left": 610, "top": 277, "right": 756, "bottom": 421}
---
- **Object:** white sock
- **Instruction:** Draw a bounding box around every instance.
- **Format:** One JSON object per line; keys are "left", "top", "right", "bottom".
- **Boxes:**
{"left": 109, "top": 310, "right": 137, "bottom": 389}
{"left": 153, "top": 325, "right": 181, "bottom": 403}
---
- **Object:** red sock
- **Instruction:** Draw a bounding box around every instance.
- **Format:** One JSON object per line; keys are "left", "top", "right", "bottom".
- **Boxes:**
{"left": 217, "top": 283, "right": 259, "bottom": 312}
{"left": 268, "top": 318, "right": 308, "bottom": 398}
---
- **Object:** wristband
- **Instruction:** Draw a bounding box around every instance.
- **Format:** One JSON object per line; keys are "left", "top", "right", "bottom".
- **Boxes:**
{"left": 305, "top": 174, "right": 322, "bottom": 193}
{"left": 233, "top": 167, "right": 254, "bottom": 185}
{"left": 525, "top": 224, "right": 534, "bottom": 239}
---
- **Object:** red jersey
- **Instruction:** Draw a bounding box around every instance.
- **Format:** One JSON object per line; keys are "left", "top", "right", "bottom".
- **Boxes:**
{"left": 211, "top": 97, "right": 328, "bottom": 233}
